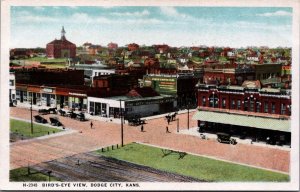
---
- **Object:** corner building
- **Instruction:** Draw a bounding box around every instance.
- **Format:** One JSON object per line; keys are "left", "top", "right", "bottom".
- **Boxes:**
{"left": 193, "top": 81, "right": 291, "bottom": 145}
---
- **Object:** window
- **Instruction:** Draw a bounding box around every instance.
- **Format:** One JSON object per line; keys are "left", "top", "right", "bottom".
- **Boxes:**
{"left": 264, "top": 102, "right": 269, "bottom": 113}
{"left": 256, "top": 102, "right": 260, "bottom": 112}
{"left": 89, "top": 102, "right": 95, "bottom": 114}
{"left": 231, "top": 100, "right": 235, "bottom": 109}
{"left": 9, "top": 80, "right": 14, "bottom": 86}
{"left": 209, "top": 94, "right": 218, "bottom": 108}
{"left": 16, "top": 90, "right": 20, "bottom": 100}
{"left": 281, "top": 103, "right": 286, "bottom": 115}
{"left": 23, "top": 92, "right": 27, "bottom": 102}
{"left": 249, "top": 100, "right": 254, "bottom": 112}
{"left": 222, "top": 98, "right": 226, "bottom": 108}
{"left": 95, "top": 102, "right": 101, "bottom": 115}
{"left": 271, "top": 102, "right": 276, "bottom": 114}
{"left": 244, "top": 100, "right": 248, "bottom": 111}
{"left": 101, "top": 103, "right": 107, "bottom": 114}
{"left": 202, "top": 96, "right": 206, "bottom": 107}
{"left": 237, "top": 100, "right": 241, "bottom": 110}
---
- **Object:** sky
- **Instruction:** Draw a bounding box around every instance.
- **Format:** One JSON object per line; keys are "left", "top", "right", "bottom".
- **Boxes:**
{"left": 10, "top": 6, "right": 293, "bottom": 48}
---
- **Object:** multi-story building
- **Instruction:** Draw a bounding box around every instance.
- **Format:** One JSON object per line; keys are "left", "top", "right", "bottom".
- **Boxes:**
{"left": 193, "top": 80, "right": 291, "bottom": 145}
{"left": 46, "top": 26, "right": 76, "bottom": 58}
{"left": 9, "top": 72, "right": 16, "bottom": 105}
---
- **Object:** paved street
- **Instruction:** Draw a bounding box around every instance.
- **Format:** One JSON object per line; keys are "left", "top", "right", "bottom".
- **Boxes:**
{"left": 10, "top": 107, "right": 290, "bottom": 173}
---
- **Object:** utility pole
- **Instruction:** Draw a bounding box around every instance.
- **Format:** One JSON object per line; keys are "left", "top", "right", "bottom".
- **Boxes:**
{"left": 119, "top": 99, "right": 124, "bottom": 147}
{"left": 30, "top": 96, "right": 33, "bottom": 134}
{"left": 187, "top": 107, "right": 190, "bottom": 130}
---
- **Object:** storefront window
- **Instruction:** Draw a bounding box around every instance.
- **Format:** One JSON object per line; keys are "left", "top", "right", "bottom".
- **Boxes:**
{"left": 28, "top": 92, "right": 32, "bottom": 103}
{"left": 249, "top": 100, "right": 254, "bottom": 112}
{"left": 256, "top": 102, "right": 260, "bottom": 112}
{"left": 264, "top": 102, "right": 269, "bottom": 113}
{"left": 16, "top": 90, "right": 20, "bottom": 100}
{"left": 23, "top": 92, "right": 27, "bottom": 102}
{"left": 101, "top": 103, "right": 107, "bottom": 115}
{"left": 281, "top": 103, "right": 286, "bottom": 115}
{"left": 89, "top": 102, "right": 95, "bottom": 114}
{"left": 209, "top": 95, "right": 218, "bottom": 108}
{"left": 95, "top": 102, "right": 101, "bottom": 115}
{"left": 109, "top": 107, "right": 114, "bottom": 117}
{"left": 222, "top": 98, "right": 226, "bottom": 108}
{"left": 237, "top": 100, "right": 241, "bottom": 110}
{"left": 231, "top": 100, "right": 235, "bottom": 109}
{"left": 50, "top": 95, "right": 56, "bottom": 105}
{"left": 271, "top": 102, "right": 276, "bottom": 114}
{"left": 202, "top": 96, "right": 206, "bottom": 107}
{"left": 83, "top": 99, "right": 87, "bottom": 110}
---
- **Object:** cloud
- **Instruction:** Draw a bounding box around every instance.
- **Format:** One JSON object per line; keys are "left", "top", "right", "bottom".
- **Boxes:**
{"left": 13, "top": 14, "right": 59, "bottom": 23}
{"left": 111, "top": 9, "right": 150, "bottom": 17}
{"left": 69, "top": 6, "right": 78, "bottom": 9}
{"left": 159, "top": 6, "right": 190, "bottom": 19}
{"left": 34, "top": 6, "right": 45, "bottom": 11}
{"left": 257, "top": 10, "right": 292, "bottom": 17}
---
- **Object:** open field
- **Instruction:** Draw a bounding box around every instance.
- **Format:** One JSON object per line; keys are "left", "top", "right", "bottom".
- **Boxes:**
{"left": 10, "top": 167, "right": 60, "bottom": 182}
{"left": 25, "top": 57, "right": 67, "bottom": 63}
{"left": 10, "top": 119, "right": 63, "bottom": 139}
{"left": 96, "top": 143, "right": 289, "bottom": 182}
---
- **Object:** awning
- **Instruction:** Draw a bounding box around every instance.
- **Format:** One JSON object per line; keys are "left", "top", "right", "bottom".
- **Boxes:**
{"left": 193, "top": 110, "right": 291, "bottom": 132}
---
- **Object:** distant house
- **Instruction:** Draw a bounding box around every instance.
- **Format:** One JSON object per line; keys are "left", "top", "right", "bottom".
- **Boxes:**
{"left": 108, "top": 42, "right": 118, "bottom": 50}
{"left": 128, "top": 43, "right": 139, "bottom": 51}
{"left": 46, "top": 26, "right": 76, "bottom": 58}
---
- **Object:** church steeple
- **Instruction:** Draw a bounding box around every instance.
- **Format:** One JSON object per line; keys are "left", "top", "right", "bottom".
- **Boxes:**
{"left": 61, "top": 26, "right": 66, "bottom": 40}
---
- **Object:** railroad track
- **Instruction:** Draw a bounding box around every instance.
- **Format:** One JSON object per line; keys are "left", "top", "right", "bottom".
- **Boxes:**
{"left": 32, "top": 152, "right": 206, "bottom": 182}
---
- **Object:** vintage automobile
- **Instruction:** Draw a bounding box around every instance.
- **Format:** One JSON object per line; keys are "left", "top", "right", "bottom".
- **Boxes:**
{"left": 128, "top": 117, "right": 145, "bottom": 126}
{"left": 76, "top": 112, "right": 86, "bottom": 121}
{"left": 33, "top": 115, "right": 48, "bottom": 124}
{"left": 216, "top": 132, "right": 237, "bottom": 145}
{"left": 49, "top": 117, "right": 63, "bottom": 127}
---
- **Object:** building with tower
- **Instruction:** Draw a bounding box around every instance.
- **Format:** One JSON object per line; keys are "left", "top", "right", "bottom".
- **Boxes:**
{"left": 46, "top": 26, "right": 76, "bottom": 58}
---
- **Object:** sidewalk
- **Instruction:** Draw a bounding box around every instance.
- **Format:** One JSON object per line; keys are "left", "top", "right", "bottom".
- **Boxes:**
{"left": 179, "top": 127, "right": 291, "bottom": 151}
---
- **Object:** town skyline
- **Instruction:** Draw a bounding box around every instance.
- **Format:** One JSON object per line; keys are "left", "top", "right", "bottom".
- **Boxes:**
{"left": 11, "top": 6, "right": 293, "bottom": 49}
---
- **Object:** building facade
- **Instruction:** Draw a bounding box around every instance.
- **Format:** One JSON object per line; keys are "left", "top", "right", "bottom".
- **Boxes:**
{"left": 46, "top": 27, "right": 76, "bottom": 58}
{"left": 193, "top": 82, "right": 291, "bottom": 145}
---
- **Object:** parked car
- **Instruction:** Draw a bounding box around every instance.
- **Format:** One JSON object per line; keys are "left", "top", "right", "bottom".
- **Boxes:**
{"left": 76, "top": 113, "right": 85, "bottom": 121}
{"left": 49, "top": 117, "right": 63, "bottom": 126}
{"left": 216, "top": 132, "right": 237, "bottom": 145}
{"left": 34, "top": 115, "right": 48, "bottom": 124}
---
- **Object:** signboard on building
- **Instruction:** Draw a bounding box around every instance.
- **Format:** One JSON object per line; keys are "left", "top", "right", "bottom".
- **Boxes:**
{"left": 144, "top": 76, "right": 177, "bottom": 95}
{"left": 42, "top": 88, "right": 53, "bottom": 93}
{"left": 125, "top": 97, "right": 176, "bottom": 107}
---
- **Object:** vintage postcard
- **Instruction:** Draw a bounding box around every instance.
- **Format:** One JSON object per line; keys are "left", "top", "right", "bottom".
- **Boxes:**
{"left": 0, "top": 0, "right": 299, "bottom": 191}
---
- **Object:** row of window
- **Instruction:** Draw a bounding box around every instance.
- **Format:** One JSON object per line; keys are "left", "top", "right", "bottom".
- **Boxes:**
{"left": 201, "top": 96, "right": 291, "bottom": 115}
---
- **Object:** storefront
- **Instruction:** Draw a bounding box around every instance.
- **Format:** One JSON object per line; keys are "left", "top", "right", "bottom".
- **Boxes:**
{"left": 55, "top": 87, "right": 88, "bottom": 110}
{"left": 88, "top": 95, "right": 176, "bottom": 118}
{"left": 15, "top": 84, "right": 88, "bottom": 110}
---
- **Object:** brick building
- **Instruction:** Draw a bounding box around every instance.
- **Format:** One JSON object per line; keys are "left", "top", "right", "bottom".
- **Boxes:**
{"left": 193, "top": 81, "right": 291, "bottom": 145}
{"left": 128, "top": 43, "right": 139, "bottom": 51}
{"left": 46, "top": 26, "right": 76, "bottom": 58}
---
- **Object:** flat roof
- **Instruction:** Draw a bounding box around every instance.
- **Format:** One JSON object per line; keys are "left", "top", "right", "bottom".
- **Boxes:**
{"left": 193, "top": 110, "right": 290, "bottom": 132}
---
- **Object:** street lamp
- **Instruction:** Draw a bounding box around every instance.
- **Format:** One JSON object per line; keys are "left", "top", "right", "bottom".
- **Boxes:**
{"left": 177, "top": 118, "right": 179, "bottom": 132}
{"left": 47, "top": 170, "right": 52, "bottom": 182}
{"left": 119, "top": 99, "right": 124, "bottom": 147}
{"left": 30, "top": 94, "right": 33, "bottom": 134}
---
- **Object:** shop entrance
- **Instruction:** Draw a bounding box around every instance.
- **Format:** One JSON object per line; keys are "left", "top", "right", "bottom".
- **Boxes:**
{"left": 46, "top": 94, "right": 51, "bottom": 107}
{"left": 33, "top": 93, "right": 37, "bottom": 105}
{"left": 20, "top": 91, "right": 24, "bottom": 103}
